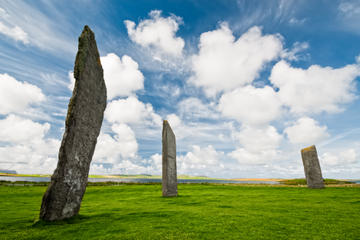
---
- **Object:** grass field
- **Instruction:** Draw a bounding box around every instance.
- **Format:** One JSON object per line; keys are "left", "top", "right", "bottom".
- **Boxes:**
{"left": 1, "top": 184, "right": 359, "bottom": 239}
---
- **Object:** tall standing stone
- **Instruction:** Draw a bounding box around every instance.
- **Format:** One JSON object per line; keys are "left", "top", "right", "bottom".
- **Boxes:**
{"left": 301, "top": 145, "right": 325, "bottom": 189}
{"left": 162, "top": 120, "right": 177, "bottom": 197}
{"left": 40, "top": 26, "right": 107, "bottom": 221}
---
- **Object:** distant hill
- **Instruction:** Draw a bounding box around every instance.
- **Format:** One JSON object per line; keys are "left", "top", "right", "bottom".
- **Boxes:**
{"left": 0, "top": 169, "right": 17, "bottom": 174}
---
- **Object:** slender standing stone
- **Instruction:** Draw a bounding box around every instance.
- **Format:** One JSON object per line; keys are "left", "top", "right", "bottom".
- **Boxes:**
{"left": 40, "top": 26, "right": 107, "bottom": 221}
{"left": 162, "top": 120, "right": 177, "bottom": 197}
{"left": 301, "top": 145, "right": 325, "bottom": 189}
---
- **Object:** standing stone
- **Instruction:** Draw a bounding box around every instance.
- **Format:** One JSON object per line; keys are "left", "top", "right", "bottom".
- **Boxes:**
{"left": 40, "top": 26, "right": 107, "bottom": 221}
{"left": 301, "top": 145, "right": 325, "bottom": 189}
{"left": 162, "top": 120, "right": 177, "bottom": 197}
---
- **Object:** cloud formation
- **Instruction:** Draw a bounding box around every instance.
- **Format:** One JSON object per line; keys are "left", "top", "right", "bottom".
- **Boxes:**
{"left": 93, "top": 124, "right": 138, "bottom": 164}
{"left": 284, "top": 117, "right": 329, "bottom": 145}
{"left": 125, "top": 10, "right": 184, "bottom": 57}
{"left": 229, "top": 125, "right": 282, "bottom": 165}
{"left": 105, "top": 96, "right": 161, "bottom": 126}
{"left": 0, "top": 73, "right": 45, "bottom": 115}
{"left": 101, "top": 53, "right": 144, "bottom": 99}
{"left": 270, "top": 60, "right": 360, "bottom": 114}
{"left": 190, "top": 24, "right": 283, "bottom": 96}
{"left": 218, "top": 85, "right": 282, "bottom": 126}
{"left": 178, "top": 145, "right": 225, "bottom": 175}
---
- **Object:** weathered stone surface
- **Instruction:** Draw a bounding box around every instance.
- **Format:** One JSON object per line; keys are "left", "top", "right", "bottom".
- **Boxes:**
{"left": 40, "top": 26, "right": 107, "bottom": 221}
{"left": 301, "top": 145, "right": 325, "bottom": 189}
{"left": 162, "top": 120, "right": 177, "bottom": 197}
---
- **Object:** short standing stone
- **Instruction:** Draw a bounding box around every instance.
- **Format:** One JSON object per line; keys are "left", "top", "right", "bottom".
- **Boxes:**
{"left": 301, "top": 145, "right": 325, "bottom": 189}
{"left": 162, "top": 120, "right": 177, "bottom": 197}
{"left": 40, "top": 25, "right": 107, "bottom": 221}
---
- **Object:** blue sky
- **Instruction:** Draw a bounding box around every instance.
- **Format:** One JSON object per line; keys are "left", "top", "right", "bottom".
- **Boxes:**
{"left": 1, "top": 0, "right": 360, "bottom": 179}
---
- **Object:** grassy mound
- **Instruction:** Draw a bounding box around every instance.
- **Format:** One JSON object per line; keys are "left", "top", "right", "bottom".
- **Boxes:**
{"left": 279, "top": 178, "right": 354, "bottom": 185}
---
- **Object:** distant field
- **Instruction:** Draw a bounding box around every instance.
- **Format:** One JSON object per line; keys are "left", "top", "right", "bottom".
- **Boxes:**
{"left": 0, "top": 173, "right": 215, "bottom": 180}
{"left": 0, "top": 184, "right": 359, "bottom": 239}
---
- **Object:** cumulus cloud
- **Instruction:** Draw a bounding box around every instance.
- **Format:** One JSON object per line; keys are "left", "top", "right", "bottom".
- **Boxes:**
{"left": 166, "top": 113, "right": 181, "bottom": 127}
{"left": 0, "top": 114, "right": 50, "bottom": 144}
{"left": 178, "top": 145, "right": 224, "bottom": 176}
{"left": 284, "top": 117, "right": 329, "bottom": 145}
{"left": 270, "top": 60, "right": 360, "bottom": 114}
{"left": 105, "top": 96, "right": 161, "bottom": 125}
{"left": 229, "top": 125, "right": 282, "bottom": 165}
{"left": 218, "top": 85, "right": 282, "bottom": 125}
{"left": 68, "top": 54, "right": 144, "bottom": 99}
{"left": 93, "top": 124, "right": 138, "bottom": 164}
{"left": 189, "top": 24, "right": 283, "bottom": 96}
{"left": 0, "top": 115, "right": 60, "bottom": 174}
{"left": 321, "top": 148, "right": 357, "bottom": 166}
{"left": 100, "top": 53, "right": 144, "bottom": 99}
{"left": 125, "top": 10, "right": 184, "bottom": 57}
{"left": 90, "top": 160, "right": 150, "bottom": 175}
{"left": 0, "top": 73, "right": 45, "bottom": 115}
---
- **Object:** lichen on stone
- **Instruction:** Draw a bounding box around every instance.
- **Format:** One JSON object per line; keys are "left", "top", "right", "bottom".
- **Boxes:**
{"left": 301, "top": 145, "right": 316, "bottom": 153}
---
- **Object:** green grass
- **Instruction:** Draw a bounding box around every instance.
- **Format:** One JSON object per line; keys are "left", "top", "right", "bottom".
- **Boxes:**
{"left": 0, "top": 184, "right": 359, "bottom": 239}
{"left": 279, "top": 178, "right": 354, "bottom": 185}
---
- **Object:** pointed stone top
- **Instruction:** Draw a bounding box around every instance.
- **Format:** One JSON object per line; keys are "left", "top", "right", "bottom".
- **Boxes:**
{"left": 163, "top": 120, "right": 172, "bottom": 128}
{"left": 80, "top": 25, "right": 94, "bottom": 38}
{"left": 301, "top": 145, "right": 316, "bottom": 153}
{"left": 74, "top": 25, "right": 101, "bottom": 80}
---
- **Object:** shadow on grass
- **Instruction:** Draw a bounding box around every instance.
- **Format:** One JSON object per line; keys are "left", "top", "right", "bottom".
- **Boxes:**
{"left": 32, "top": 214, "right": 91, "bottom": 227}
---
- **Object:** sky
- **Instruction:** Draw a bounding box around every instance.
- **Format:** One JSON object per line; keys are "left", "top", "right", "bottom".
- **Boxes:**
{"left": 0, "top": 0, "right": 360, "bottom": 179}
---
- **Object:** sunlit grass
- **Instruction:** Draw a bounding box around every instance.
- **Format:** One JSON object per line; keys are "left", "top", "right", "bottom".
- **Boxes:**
{"left": 0, "top": 184, "right": 359, "bottom": 239}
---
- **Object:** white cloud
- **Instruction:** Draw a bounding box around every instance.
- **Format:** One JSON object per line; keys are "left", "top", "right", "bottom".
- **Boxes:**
{"left": 0, "top": 73, "right": 45, "bottom": 115}
{"left": 321, "top": 148, "right": 358, "bottom": 166}
{"left": 0, "top": 114, "right": 50, "bottom": 144}
{"left": 100, "top": 53, "right": 144, "bottom": 99}
{"left": 178, "top": 97, "right": 219, "bottom": 120}
{"left": 288, "top": 17, "right": 307, "bottom": 25}
{"left": 93, "top": 124, "right": 138, "bottom": 164}
{"left": 0, "top": 114, "right": 60, "bottom": 174}
{"left": 281, "top": 41, "right": 309, "bottom": 61}
{"left": 105, "top": 96, "right": 161, "bottom": 126}
{"left": 229, "top": 125, "right": 282, "bottom": 165}
{"left": 0, "top": 3, "right": 74, "bottom": 54}
{"left": 178, "top": 145, "right": 224, "bottom": 175}
{"left": 284, "top": 117, "right": 329, "bottom": 145}
{"left": 68, "top": 54, "right": 144, "bottom": 99}
{"left": 270, "top": 60, "right": 360, "bottom": 114}
{"left": 189, "top": 24, "right": 283, "bottom": 96}
{"left": 166, "top": 113, "right": 182, "bottom": 129}
{"left": 339, "top": 1, "right": 360, "bottom": 17}
{"left": 68, "top": 71, "right": 75, "bottom": 91}
{"left": 0, "top": 8, "right": 28, "bottom": 44}
{"left": 234, "top": 125, "right": 282, "bottom": 152}
{"left": 0, "top": 21, "right": 29, "bottom": 44}
{"left": 229, "top": 148, "right": 279, "bottom": 165}
{"left": 218, "top": 85, "right": 282, "bottom": 125}
{"left": 125, "top": 10, "right": 184, "bottom": 57}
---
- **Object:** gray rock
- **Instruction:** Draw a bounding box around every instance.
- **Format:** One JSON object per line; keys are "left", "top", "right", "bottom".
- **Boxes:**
{"left": 40, "top": 26, "right": 107, "bottom": 221}
{"left": 162, "top": 120, "right": 177, "bottom": 197}
{"left": 301, "top": 145, "right": 325, "bottom": 189}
